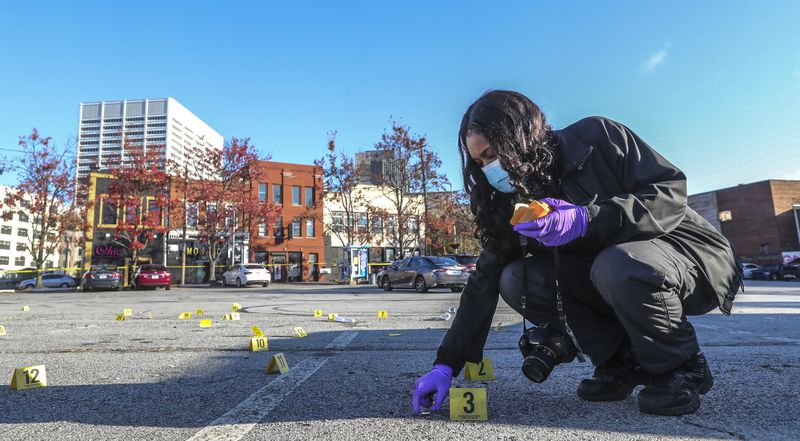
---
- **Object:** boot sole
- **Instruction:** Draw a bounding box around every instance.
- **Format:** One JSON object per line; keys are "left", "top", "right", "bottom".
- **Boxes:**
{"left": 638, "top": 394, "right": 700, "bottom": 416}
{"left": 577, "top": 383, "right": 637, "bottom": 402}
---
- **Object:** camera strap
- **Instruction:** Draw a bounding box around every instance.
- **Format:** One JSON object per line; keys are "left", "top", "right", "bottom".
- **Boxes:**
{"left": 519, "top": 234, "right": 585, "bottom": 362}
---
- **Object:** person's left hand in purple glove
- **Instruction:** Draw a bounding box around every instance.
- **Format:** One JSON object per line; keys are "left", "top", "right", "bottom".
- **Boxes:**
{"left": 513, "top": 197, "right": 588, "bottom": 247}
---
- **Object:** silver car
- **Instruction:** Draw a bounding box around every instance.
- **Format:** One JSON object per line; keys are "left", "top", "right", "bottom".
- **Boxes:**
{"left": 18, "top": 273, "right": 78, "bottom": 290}
{"left": 381, "top": 256, "right": 468, "bottom": 293}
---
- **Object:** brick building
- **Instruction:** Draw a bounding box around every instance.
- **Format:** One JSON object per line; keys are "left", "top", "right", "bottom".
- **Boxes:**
{"left": 248, "top": 161, "right": 325, "bottom": 282}
{"left": 688, "top": 180, "right": 800, "bottom": 265}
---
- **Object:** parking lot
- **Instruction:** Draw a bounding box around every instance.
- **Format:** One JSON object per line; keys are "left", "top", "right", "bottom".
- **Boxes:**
{"left": 1, "top": 281, "right": 798, "bottom": 440}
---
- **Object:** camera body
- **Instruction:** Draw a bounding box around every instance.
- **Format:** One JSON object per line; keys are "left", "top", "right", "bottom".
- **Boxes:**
{"left": 518, "top": 322, "right": 578, "bottom": 383}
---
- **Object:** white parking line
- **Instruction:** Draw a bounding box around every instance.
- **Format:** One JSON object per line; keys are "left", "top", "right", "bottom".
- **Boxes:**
{"left": 185, "top": 331, "right": 359, "bottom": 441}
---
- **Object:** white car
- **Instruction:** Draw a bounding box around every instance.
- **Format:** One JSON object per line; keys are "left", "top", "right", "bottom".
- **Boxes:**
{"left": 222, "top": 264, "right": 272, "bottom": 287}
{"left": 742, "top": 262, "right": 761, "bottom": 279}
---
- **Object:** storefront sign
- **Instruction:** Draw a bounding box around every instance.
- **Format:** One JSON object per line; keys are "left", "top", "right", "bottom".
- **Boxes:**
{"left": 94, "top": 244, "right": 124, "bottom": 258}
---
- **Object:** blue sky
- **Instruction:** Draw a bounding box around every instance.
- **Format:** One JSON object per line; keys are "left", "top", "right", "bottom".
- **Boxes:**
{"left": 1, "top": 1, "right": 799, "bottom": 194}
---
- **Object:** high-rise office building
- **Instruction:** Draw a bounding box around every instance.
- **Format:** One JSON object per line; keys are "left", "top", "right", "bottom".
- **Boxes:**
{"left": 76, "top": 98, "right": 223, "bottom": 179}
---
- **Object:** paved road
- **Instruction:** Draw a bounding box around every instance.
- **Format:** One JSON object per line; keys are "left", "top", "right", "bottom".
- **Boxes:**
{"left": 0, "top": 281, "right": 798, "bottom": 440}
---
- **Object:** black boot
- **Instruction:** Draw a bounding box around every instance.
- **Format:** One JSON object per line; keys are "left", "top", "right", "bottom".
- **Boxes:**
{"left": 577, "top": 344, "right": 650, "bottom": 402}
{"left": 638, "top": 351, "right": 714, "bottom": 416}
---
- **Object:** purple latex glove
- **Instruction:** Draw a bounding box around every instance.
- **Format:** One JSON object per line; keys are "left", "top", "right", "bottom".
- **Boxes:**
{"left": 412, "top": 364, "right": 453, "bottom": 415}
{"left": 513, "top": 197, "right": 588, "bottom": 246}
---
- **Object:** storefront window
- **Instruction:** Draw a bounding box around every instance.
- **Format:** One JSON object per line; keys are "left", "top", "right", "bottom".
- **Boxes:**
{"left": 288, "top": 252, "right": 302, "bottom": 282}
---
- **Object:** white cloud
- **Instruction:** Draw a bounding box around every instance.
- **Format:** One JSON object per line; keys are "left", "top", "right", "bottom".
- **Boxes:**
{"left": 793, "top": 69, "right": 800, "bottom": 79}
{"left": 641, "top": 45, "right": 669, "bottom": 73}
{"left": 784, "top": 168, "right": 800, "bottom": 180}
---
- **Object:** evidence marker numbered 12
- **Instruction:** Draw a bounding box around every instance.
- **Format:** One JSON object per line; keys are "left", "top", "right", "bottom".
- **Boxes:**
{"left": 463, "top": 357, "right": 495, "bottom": 381}
{"left": 10, "top": 365, "right": 47, "bottom": 391}
{"left": 449, "top": 387, "right": 488, "bottom": 421}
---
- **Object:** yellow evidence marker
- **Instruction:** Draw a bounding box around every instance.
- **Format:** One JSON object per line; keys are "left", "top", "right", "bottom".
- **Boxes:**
{"left": 267, "top": 353, "right": 289, "bottom": 374}
{"left": 449, "top": 387, "right": 487, "bottom": 421}
{"left": 0, "top": 325, "right": 6, "bottom": 336}
{"left": 231, "top": 312, "right": 241, "bottom": 321}
{"left": 123, "top": 309, "right": 133, "bottom": 317}
{"left": 293, "top": 327, "right": 307, "bottom": 338}
{"left": 378, "top": 310, "right": 388, "bottom": 318}
{"left": 250, "top": 336, "right": 269, "bottom": 351}
{"left": 195, "top": 309, "right": 205, "bottom": 316}
{"left": 232, "top": 303, "right": 242, "bottom": 311}
{"left": 21, "top": 306, "right": 29, "bottom": 311}
{"left": 199, "top": 319, "right": 212, "bottom": 328}
{"left": 115, "top": 314, "right": 126, "bottom": 321}
{"left": 313, "top": 310, "right": 323, "bottom": 317}
{"left": 509, "top": 200, "right": 552, "bottom": 226}
{"left": 222, "top": 313, "right": 231, "bottom": 320}
{"left": 327, "top": 313, "right": 338, "bottom": 321}
{"left": 10, "top": 365, "right": 47, "bottom": 390}
{"left": 464, "top": 357, "right": 496, "bottom": 381}
{"left": 178, "top": 312, "right": 192, "bottom": 320}
{"left": 251, "top": 326, "right": 265, "bottom": 337}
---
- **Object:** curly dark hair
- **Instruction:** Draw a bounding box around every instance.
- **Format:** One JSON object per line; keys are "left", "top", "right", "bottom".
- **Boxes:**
{"left": 458, "top": 90, "right": 562, "bottom": 253}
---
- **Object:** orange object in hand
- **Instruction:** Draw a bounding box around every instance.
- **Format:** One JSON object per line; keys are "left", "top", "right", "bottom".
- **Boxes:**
{"left": 509, "top": 200, "right": 552, "bottom": 226}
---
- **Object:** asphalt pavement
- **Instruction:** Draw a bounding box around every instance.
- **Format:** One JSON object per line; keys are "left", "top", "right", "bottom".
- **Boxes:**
{"left": 0, "top": 280, "right": 798, "bottom": 440}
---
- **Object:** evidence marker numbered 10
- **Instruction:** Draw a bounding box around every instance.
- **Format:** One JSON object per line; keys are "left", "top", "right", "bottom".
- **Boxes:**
{"left": 449, "top": 387, "right": 488, "bottom": 421}
{"left": 250, "top": 336, "right": 269, "bottom": 352}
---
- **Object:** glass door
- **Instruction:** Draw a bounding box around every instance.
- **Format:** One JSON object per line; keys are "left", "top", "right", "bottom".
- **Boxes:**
{"left": 270, "top": 253, "right": 286, "bottom": 283}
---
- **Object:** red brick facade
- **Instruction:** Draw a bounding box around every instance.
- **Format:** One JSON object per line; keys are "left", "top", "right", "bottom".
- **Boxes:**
{"left": 248, "top": 161, "right": 325, "bottom": 282}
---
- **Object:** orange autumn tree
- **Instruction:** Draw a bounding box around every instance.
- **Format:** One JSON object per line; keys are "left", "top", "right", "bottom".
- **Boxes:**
{"left": 2, "top": 129, "right": 82, "bottom": 288}
{"left": 104, "top": 140, "right": 170, "bottom": 277}
{"left": 184, "top": 137, "right": 280, "bottom": 282}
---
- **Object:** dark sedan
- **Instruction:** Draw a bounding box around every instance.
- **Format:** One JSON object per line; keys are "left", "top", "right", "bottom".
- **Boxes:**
{"left": 380, "top": 256, "right": 468, "bottom": 293}
{"left": 82, "top": 266, "right": 122, "bottom": 291}
{"left": 751, "top": 261, "right": 800, "bottom": 281}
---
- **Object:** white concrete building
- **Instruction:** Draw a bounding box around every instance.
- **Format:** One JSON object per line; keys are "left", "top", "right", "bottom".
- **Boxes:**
{"left": 323, "top": 184, "right": 425, "bottom": 282}
{"left": 76, "top": 98, "right": 223, "bottom": 179}
{"left": 0, "top": 185, "right": 60, "bottom": 273}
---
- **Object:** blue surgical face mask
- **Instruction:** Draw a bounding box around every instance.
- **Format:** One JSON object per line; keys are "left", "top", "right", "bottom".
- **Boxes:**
{"left": 481, "top": 159, "right": 515, "bottom": 193}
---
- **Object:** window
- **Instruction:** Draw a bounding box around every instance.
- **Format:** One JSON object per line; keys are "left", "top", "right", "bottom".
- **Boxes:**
{"left": 0, "top": 226, "right": 10, "bottom": 235}
{"left": 292, "top": 186, "right": 301, "bottom": 205}
{"left": 45, "top": 261, "right": 53, "bottom": 268}
{"left": 760, "top": 243, "right": 770, "bottom": 254}
{"left": 0, "top": 256, "right": 8, "bottom": 265}
{"left": 20, "top": 200, "right": 30, "bottom": 208}
{"left": 372, "top": 216, "right": 383, "bottom": 235}
{"left": 306, "top": 218, "right": 315, "bottom": 237}
{"left": 0, "top": 240, "right": 9, "bottom": 250}
{"left": 356, "top": 213, "right": 368, "bottom": 233}
{"left": 187, "top": 202, "right": 198, "bottom": 227}
{"left": 332, "top": 212, "right": 343, "bottom": 232}
{"left": 274, "top": 216, "right": 284, "bottom": 238}
{"left": 259, "top": 183, "right": 267, "bottom": 201}
{"left": 303, "top": 187, "right": 314, "bottom": 207}
{"left": 258, "top": 223, "right": 267, "bottom": 237}
{"left": 18, "top": 213, "right": 29, "bottom": 222}
{"left": 101, "top": 197, "right": 118, "bottom": 225}
{"left": 272, "top": 184, "right": 283, "bottom": 204}
{"left": 17, "top": 228, "right": 28, "bottom": 237}
{"left": 14, "top": 256, "right": 24, "bottom": 266}
{"left": 291, "top": 219, "right": 301, "bottom": 238}
{"left": 718, "top": 210, "right": 733, "bottom": 222}
{"left": 16, "top": 243, "right": 26, "bottom": 251}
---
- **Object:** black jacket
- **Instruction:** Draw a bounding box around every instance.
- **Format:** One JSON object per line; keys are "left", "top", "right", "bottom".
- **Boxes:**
{"left": 435, "top": 116, "right": 742, "bottom": 374}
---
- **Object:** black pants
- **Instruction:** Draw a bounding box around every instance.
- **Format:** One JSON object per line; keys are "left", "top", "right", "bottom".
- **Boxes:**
{"left": 498, "top": 239, "right": 717, "bottom": 374}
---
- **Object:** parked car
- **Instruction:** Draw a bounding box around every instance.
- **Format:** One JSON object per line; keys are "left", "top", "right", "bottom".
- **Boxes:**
{"left": 17, "top": 273, "right": 78, "bottom": 290}
{"left": 133, "top": 264, "right": 172, "bottom": 290}
{"left": 381, "top": 256, "right": 468, "bottom": 293}
{"left": 751, "top": 261, "right": 800, "bottom": 281}
{"left": 741, "top": 262, "right": 761, "bottom": 279}
{"left": 222, "top": 264, "right": 272, "bottom": 287}
{"left": 82, "top": 266, "right": 122, "bottom": 291}
{"left": 441, "top": 254, "right": 478, "bottom": 273}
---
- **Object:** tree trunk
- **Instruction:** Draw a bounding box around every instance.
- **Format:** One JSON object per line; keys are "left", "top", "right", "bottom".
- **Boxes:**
{"left": 35, "top": 264, "right": 43, "bottom": 289}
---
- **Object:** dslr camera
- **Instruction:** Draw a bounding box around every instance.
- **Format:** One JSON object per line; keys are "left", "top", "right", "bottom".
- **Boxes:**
{"left": 518, "top": 323, "right": 578, "bottom": 383}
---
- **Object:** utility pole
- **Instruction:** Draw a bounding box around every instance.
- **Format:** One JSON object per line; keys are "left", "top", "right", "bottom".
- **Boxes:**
{"left": 180, "top": 165, "right": 189, "bottom": 285}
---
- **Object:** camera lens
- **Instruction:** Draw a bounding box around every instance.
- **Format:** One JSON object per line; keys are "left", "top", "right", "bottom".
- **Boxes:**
{"left": 521, "top": 354, "right": 555, "bottom": 383}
